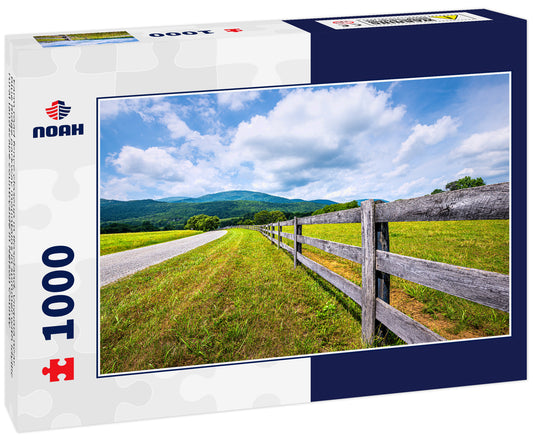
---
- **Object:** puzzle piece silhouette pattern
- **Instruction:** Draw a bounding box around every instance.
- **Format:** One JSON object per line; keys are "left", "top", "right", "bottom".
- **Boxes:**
{"left": 17, "top": 353, "right": 152, "bottom": 431}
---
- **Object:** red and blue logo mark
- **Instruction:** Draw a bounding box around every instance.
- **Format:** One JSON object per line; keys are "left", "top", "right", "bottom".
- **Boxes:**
{"left": 34, "top": 99, "right": 83, "bottom": 138}
{"left": 45, "top": 100, "right": 71, "bottom": 120}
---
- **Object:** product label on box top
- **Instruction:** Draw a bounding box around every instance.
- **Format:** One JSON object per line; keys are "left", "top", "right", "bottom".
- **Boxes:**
{"left": 317, "top": 12, "right": 490, "bottom": 30}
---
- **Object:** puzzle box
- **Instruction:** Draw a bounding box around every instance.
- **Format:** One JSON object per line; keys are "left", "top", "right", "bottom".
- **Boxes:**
{"left": 5, "top": 9, "right": 526, "bottom": 431}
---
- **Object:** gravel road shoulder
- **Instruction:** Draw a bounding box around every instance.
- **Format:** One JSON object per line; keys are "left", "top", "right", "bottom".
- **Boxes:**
{"left": 100, "top": 230, "right": 228, "bottom": 286}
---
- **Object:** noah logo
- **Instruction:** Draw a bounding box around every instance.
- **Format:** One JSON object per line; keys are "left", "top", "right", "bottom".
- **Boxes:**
{"left": 46, "top": 100, "right": 71, "bottom": 120}
{"left": 33, "top": 100, "right": 84, "bottom": 139}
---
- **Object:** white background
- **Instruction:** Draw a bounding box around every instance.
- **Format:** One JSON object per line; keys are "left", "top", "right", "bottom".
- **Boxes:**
{"left": 2, "top": 1, "right": 531, "bottom": 443}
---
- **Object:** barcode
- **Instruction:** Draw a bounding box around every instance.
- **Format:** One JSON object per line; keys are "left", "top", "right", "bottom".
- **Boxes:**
{"left": 362, "top": 16, "right": 435, "bottom": 26}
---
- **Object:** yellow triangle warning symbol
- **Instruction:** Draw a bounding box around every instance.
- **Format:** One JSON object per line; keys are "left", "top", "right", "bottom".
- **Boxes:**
{"left": 432, "top": 15, "right": 458, "bottom": 20}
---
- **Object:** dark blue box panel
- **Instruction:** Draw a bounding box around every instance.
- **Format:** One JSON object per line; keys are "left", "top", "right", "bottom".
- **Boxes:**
{"left": 287, "top": 9, "right": 526, "bottom": 402}
{"left": 287, "top": 10, "right": 526, "bottom": 83}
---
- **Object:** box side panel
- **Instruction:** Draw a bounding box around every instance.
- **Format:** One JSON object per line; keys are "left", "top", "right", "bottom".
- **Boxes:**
{"left": 5, "top": 38, "right": 18, "bottom": 430}
{"left": 10, "top": 23, "right": 313, "bottom": 431}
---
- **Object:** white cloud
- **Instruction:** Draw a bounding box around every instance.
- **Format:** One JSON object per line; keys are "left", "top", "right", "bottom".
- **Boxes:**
{"left": 101, "top": 85, "right": 408, "bottom": 199}
{"left": 452, "top": 126, "right": 509, "bottom": 157}
{"left": 100, "top": 177, "right": 143, "bottom": 201}
{"left": 109, "top": 146, "right": 190, "bottom": 182}
{"left": 138, "top": 101, "right": 172, "bottom": 122}
{"left": 229, "top": 84, "right": 405, "bottom": 192}
{"left": 456, "top": 168, "right": 474, "bottom": 177}
{"left": 394, "top": 115, "right": 460, "bottom": 163}
{"left": 154, "top": 160, "right": 230, "bottom": 198}
{"left": 431, "top": 176, "right": 446, "bottom": 186}
{"left": 395, "top": 177, "right": 427, "bottom": 197}
{"left": 217, "top": 90, "right": 260, "bottom": 111}
{"left": 383, "top": 163, "right": 409, "bottom": 179}
{"left": 454, "top": 164, "right": 507, "bottom": 182}
{"left": 104, "top": 144, "right": 239, "bottom": 200}
{"left": 99, "top": 97, "right": 171, "bottom": 121}
{"left": 160, "top": 113, "right": 194, "bottom": 139}
{"left": 101, "top": 75, "right": 511, "bottom": 202}
{"left": 99, "top": 99, "right": 137, "bottom": 119}
{"left": 450, "top": 127, "right": 509, "bottom": 180}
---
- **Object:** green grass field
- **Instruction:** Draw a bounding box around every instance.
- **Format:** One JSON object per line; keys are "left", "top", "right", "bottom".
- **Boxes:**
{"left": 281, "top": 220, "right": 509, "bottom": 339}
{"left": 99, "top": 220, "right": 509, "bottom": 374}
{"left": 100, "top": 230, "right": 201, "bottom": 255}
{"left": 100, "top": 229, "right": 366, "bottom": 374}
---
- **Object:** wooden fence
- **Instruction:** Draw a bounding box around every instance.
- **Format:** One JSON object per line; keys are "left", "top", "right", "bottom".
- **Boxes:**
{"left": 240, "top": 182, "right": 510, "bottom": 346}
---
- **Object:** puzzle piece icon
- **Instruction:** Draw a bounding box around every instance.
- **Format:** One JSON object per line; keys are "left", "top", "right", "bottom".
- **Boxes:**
{"left": 42, "top": 358, "right": 74, "bottom": 382}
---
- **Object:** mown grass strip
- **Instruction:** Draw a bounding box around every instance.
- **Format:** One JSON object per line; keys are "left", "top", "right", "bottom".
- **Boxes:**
{"left": 100, "top": 230, "right": 201, "bottom": 256}
{"left": 100, "top": 229, "right": 368, "bottom": 374}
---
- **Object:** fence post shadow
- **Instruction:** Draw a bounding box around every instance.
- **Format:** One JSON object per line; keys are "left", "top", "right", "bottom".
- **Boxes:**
{"left": 294, "top": 217, "right": 302, "bottom": 269}
{"left": 375, "top": 218, "right": 391, "bottom": 343}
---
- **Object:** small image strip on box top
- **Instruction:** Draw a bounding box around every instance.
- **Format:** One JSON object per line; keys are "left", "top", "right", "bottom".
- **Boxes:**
{"left": 34, "top": 30, "right": 138, "bottom": 48}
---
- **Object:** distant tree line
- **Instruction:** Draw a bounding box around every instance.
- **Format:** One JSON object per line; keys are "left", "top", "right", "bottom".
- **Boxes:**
{"left": 101, "top": 200, "right": 368, "bottom": 233}
{"left": 100, "top": 198, "right": 325, "bottom": 233}
{"left": 101, "top": 220, "right": 178, "bottom": 234}
{"left": 431, "top": 176, "right": 486, "bottom": 195}
{"left": 228, "top": 202, "right": 362, "bottom": 227}
{"left": 100, "top": 207, "right": 318, "bottom": 233}
{"left": 101, "top": 214, "right": 222, "bottom": 233}
{"left": 311, "top": 200, "right": 360, "bottom": 215}
{"left": 230, "top": 209, "right": 319, "bottom": 226}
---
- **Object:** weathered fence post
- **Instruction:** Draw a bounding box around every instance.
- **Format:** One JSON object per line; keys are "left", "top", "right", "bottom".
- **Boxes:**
{"left": 277, "top": 222, "right": 281, "bottom": 249}
{"left": 293, "top": 217, "right": 302, "bottom": 268}
{"left": 270, "top": 224, "right": 274, "bottom": 245}
{"left": 361, "top": 199, "right": 377, "bottom": 346}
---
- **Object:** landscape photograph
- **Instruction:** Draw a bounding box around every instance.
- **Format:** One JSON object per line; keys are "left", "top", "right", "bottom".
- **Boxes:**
{"left": 98, "top": 74, "right": 510, "bottom": 375}
{"left": 34, "top": 30, "right": 138, "bottom": 47}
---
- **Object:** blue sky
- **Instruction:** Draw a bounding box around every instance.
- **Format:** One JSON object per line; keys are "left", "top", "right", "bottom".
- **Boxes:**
{"left": 99, "top": 73, "right": 510, "bottom": 202}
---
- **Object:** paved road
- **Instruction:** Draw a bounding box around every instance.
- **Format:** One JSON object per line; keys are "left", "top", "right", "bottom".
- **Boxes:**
{"left": 100, "top": 230, "right": 228, "bottom": 286}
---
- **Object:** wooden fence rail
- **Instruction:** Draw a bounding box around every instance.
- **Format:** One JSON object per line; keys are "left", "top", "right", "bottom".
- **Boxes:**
{"left": 232, "top": 182, "right": 510, "bottom": 346}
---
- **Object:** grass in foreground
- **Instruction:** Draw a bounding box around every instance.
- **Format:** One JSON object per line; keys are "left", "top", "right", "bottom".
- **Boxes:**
{"left": 281, "top": 220, "right": 509, "bottom": 339}
{"left": 100, "top": 230, "right": 201, "bottom": 256}
{"left": 100, "top": 229, "right": 368, "bottom": 374}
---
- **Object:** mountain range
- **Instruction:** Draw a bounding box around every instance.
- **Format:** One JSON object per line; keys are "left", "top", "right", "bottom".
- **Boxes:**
{"left": 157, "top": 190, "right": 337, "bottom": 206}
{"left": 100, "top": 190, "right": 337, "bottom": 232}
{"left": 100, "top": 190, "right": 387, "bottom": 233}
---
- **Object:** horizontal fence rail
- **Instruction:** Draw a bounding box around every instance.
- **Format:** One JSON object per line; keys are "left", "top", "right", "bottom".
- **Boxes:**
{"left": 228, "top": 182, "right": 510, "bottom": 346}
{"left": 374, "top": 182, "right": 509, "bottom": 222}
{"left": 376, "top": 251, "right": 509, "bottom": 312}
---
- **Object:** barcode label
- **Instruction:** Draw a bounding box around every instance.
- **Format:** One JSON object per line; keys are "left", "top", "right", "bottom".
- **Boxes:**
{"left": 317, "top": 12, "right": 490, "bottom": 30}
